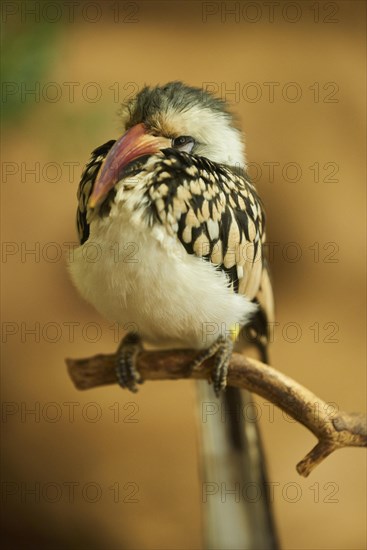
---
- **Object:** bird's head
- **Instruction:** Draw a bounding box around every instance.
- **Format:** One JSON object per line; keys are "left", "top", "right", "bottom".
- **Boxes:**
{"left": 89, "top": 81, "right": 246, "bottom": 208}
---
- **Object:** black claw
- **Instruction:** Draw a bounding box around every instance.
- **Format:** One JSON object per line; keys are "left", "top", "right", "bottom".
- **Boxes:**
{"left": 212, "top": 345, "right": 231, "bottom": 396}
{"left": 190, "top": 336, "right": 233, "bottom": 397}
{"left": 115, "top": 333, "right": 143, "bottom": 392}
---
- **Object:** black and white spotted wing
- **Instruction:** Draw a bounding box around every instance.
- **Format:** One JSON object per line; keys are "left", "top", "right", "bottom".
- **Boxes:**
{"left": 144, "top": 149, "right": 266, "bottom": 300}
{"left": 76, "top": 140, "right": 115, "bottom": 245}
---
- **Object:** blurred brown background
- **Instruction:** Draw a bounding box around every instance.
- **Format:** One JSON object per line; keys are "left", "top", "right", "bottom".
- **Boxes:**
{"left": 1, "top": 1, "right": 366, "bottom": 548}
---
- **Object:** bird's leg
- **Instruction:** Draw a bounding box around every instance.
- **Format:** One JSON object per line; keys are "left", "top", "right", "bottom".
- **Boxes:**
{"left": 115, "top": 332, "right": 144, "bottom": 393}
{"left": 190, "top": 335, "right": 234, "bottom": 397}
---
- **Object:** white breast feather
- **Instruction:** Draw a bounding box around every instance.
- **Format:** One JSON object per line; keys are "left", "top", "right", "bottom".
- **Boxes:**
{"left": 68, "top": 202, "right": 257, "bottom": 349}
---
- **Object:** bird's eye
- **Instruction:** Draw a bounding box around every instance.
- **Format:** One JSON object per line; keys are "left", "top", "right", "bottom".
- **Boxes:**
{"left": 172, "top": 135, "right": 195, "bottom": 153}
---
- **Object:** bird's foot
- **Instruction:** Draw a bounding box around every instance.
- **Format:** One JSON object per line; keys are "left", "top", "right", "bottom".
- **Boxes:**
{"left": 190, "top": 336, "right": 234, "bottom": 397}
{"left": 115, "top": 333, "right": 144, "bottom": 393}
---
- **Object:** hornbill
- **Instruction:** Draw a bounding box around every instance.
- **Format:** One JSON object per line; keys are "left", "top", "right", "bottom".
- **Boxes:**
{"left": 69, "top": 81, "right": 278, "bottom": 549}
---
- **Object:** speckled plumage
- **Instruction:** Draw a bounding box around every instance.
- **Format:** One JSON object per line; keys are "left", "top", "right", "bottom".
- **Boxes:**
{"left": 143, "top": 150, "right": 264, "bottom": 296}
{"left": 76, "top": 140, "right": 116, "bottom": 245}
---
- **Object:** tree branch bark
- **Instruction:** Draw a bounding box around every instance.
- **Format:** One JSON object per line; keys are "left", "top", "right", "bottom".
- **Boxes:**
{"left": 66, "top": 349, "right": 366, "bottom": 477}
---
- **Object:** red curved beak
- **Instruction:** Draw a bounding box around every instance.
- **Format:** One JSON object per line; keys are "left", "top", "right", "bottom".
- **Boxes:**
{"left": 89, "top": 123, "right": 169, "bottom": 209}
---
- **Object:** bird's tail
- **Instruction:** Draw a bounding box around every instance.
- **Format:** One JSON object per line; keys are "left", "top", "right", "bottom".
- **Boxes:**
{"left": 196, "top": 336, "right": 278, "bottom": 549}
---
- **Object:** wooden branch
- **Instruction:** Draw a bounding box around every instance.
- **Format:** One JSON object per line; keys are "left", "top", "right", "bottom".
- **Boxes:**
{"left": 66, "top": 350, "right": 366, "bottom": 477}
